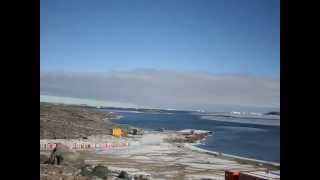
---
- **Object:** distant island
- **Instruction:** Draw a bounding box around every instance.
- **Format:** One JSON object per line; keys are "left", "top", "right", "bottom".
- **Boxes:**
{"left": 264, "top": 111, "right": 280, "bottom": 116}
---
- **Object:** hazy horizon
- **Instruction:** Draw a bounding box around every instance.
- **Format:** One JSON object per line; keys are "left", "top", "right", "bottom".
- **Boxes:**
{"left": 41, "top": 69, "right": 279, "bottom": 113}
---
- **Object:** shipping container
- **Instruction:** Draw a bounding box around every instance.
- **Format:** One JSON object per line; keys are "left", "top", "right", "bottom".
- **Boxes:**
{"left": 225, "top": 170, "right": 240, "bottom": 180}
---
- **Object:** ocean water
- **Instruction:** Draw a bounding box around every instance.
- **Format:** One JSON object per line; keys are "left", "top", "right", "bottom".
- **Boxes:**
{"left": 100, "top": 109, "right": 280, "bottom": 163}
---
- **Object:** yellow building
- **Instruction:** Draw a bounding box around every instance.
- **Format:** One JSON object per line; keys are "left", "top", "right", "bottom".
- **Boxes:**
{"left": 112, "top": 127, "right": 123, "bottom": 137}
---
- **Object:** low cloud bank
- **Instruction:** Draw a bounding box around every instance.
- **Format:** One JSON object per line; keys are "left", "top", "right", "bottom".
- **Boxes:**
{"left": 40, "top": 70, "right": 279, "bottom": 111}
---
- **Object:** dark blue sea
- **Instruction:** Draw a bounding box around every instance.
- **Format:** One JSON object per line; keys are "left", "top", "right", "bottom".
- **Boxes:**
{"left": 100, "top": 109, "right": 280, "bottom": 163}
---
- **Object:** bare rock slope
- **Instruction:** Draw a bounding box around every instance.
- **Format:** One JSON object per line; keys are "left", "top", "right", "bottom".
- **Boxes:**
{"left": 40, "top": 103, "right": 115, "bottom": 139}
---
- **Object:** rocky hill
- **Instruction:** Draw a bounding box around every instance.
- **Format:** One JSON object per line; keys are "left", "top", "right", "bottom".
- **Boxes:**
{"left": 40, "top": 103, "right": 117, "bottom": 139}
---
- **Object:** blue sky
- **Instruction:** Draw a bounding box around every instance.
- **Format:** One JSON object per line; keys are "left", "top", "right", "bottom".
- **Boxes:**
{"left": 41, "top": 0, "right": 279, "bottom": 79}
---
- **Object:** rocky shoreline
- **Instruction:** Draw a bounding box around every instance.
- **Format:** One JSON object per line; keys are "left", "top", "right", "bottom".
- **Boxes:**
{"left": 40, "top": 103, "right": 280, "bottom": 180}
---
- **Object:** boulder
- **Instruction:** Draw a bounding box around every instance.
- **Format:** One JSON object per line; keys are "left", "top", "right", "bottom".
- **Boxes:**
{"left": 132, "top": 129, "right": 138, "bottom": 135}
{"left": 128, "top": 128, "right": 144, "bottom": 135}
{"left": 118, "top": 171, "right": 130, "bottom": 179}
{"left": 80, "top": 164, "right": 93, "bottom": 176}
{"left": 90, "top": 165, "right": 109, "bottom": 179}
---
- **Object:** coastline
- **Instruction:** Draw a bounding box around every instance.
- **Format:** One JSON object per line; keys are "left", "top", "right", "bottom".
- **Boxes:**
{"left": 182, "top": 143, "right": 280, "bottom": 168}
{"left": 40, "top": 103, "right": 280, "bottom": 179}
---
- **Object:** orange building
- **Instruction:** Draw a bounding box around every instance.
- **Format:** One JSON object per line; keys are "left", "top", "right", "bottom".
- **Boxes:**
{"left": 112, "top": 127, "right": 123, "bottom": 137}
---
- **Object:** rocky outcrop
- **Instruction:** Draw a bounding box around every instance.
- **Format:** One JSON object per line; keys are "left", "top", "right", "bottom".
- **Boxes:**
{"left": 128, "top": 127, "right": 144, "bottom": 135}
{"left": 80, "top": 164, "right": 93, "bottom": 176}
{"left": 40, "top": 103, "right": 115, "bottom": 139}
{"left": 165, "top": 130, "right": 209, "bottom": 143}
{"left": 118, "top": 171, "right": 130, "bottom": 179}
{"left": 90, "top": 165, "right": 109, "bottom": 179}
{"left": 41, "top": 164, "right": 115, "bottom": 180}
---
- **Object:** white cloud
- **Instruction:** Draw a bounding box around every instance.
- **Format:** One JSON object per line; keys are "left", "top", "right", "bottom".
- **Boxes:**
{"left": 40, "top": 70, "right": 279, "bottom": 111}
{"left": 40, "top": 95, "right": 141, "bottom": 108}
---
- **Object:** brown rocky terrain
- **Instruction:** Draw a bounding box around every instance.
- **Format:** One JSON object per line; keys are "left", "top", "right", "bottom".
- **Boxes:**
{"left": 40, "top": 103, "right": 117, "bottom": 139}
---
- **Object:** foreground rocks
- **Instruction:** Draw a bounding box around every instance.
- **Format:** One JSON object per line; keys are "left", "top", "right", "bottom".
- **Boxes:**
{"left": 118, "top": 171, "right": 129, "bottom": 179}
{"left": 40, "top": 163, "right": 151, "bottom": 180}
{"left": 40, "top": 131, "right": 279, "bottom": 179}
{"left": 90, "top": 165, "right": 109, "bottom": 179}
{"left": 40, "top": 164, "right": 83, "bottom": 180}
{"left": 41, "top": 146, "right": 150, "bottom": 180}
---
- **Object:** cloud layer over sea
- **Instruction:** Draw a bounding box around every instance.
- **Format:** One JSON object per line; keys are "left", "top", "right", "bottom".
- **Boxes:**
{"left": 40, "top": 69, "right": 279, "bottom": 112}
